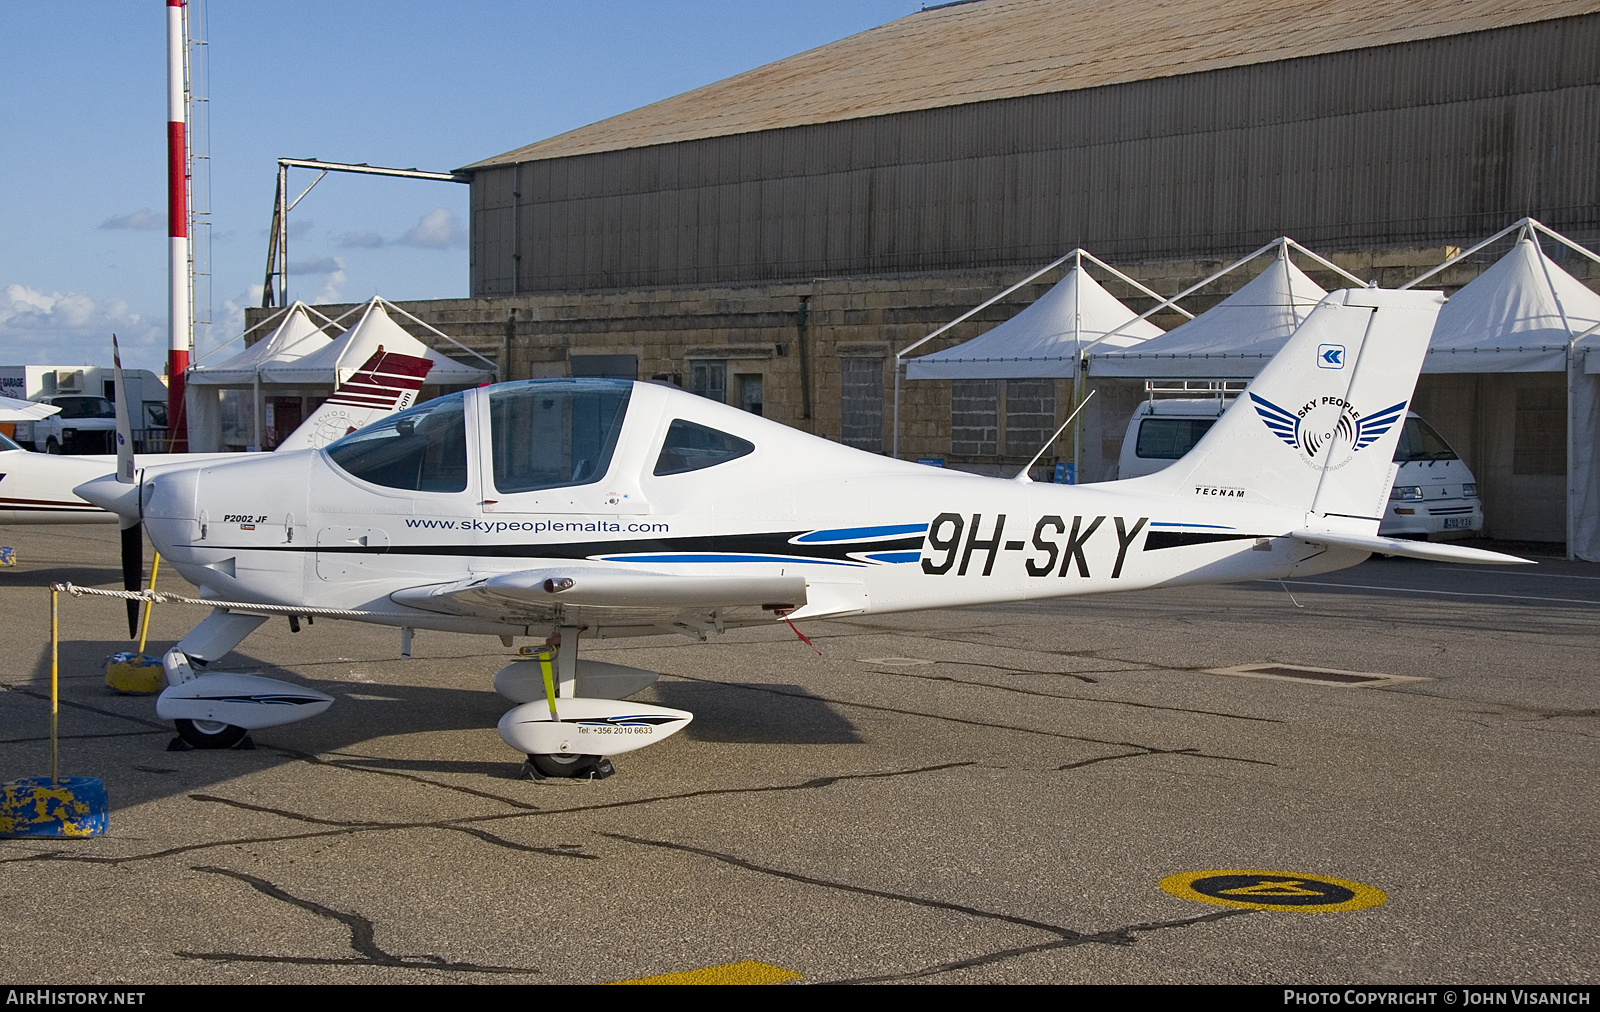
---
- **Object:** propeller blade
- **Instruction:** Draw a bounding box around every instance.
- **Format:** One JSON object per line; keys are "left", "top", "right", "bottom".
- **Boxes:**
{"left": 111, "top": 335, "right": 142, "bottom": 637}
{"left": 120, "top": 519, "right": 143, "bottom": 639}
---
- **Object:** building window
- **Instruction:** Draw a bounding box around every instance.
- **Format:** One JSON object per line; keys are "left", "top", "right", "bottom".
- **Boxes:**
{"left": 840, "top": 358, "right": 883, "bottom": 452}
{"left": 950, "top": 379, "right": 998, "bottom": 456}
{"left": 690, "top": 361, "right": 726, "bottom": 404}
{"left": 570, "top": 354, "right": 638, "bottom": 380}
{"left": 737, "top": 374, "right": 763, "bottom": 415}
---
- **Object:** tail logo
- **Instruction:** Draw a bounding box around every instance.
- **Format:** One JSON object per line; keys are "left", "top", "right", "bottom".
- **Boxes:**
{"left": 1251, "top": 393, "right": 1405, "bottom": 471}
{"left": 1318, "top": 344, "right": 1345, "bottom": 369}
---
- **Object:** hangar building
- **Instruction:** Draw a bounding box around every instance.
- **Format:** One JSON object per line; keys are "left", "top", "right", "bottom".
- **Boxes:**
{"left": 265, "top": 0, "right": 1600, "bottom": 543}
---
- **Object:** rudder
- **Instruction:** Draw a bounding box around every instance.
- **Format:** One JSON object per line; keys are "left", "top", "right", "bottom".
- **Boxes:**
{"left": 1129, "top": 289, "right": 1445, "bottom": 528}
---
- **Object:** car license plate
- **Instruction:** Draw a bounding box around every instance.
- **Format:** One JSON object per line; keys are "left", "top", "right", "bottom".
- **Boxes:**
{"left": 1444, "top": 517, "right": 1473, "bottom": 529}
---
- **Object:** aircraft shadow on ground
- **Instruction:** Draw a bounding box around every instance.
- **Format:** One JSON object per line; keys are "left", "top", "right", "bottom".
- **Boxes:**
{"left": 648, "top": 681, "right": 863, "bottom": 745}
{"left": 8, "top": 642, "right": 864, "bottom": 811}
{"left": 1, "top": 566, "right": 121, "bottom": 589}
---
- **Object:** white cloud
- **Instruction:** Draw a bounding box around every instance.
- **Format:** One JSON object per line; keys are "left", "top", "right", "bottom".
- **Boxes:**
{"left": 99, "top": 208, "right": 163, "bottom": 231}
{"left": 399, "top": 207, "right": 466, "bottom": 249}
{"left": 288, "top": 257, "right": 343, "bottom": 276}
{"left": 337, "top": 231, "right": 385, "bottom": 249}
{"left": 0, "top": 284, "right": 165, "bottom": 370}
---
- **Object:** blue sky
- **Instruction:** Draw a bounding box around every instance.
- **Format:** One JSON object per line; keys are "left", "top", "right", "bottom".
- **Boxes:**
{"left": 0, "top": 1, "right": 918, "bottom": 373}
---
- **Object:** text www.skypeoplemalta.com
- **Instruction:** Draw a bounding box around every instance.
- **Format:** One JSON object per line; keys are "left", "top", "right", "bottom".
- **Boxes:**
{"left": 403, "top": 518, "right": 669, "bottom": 535}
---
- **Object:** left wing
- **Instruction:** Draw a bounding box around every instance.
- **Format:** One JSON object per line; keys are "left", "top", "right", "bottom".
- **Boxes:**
{"left": 391, "top": 565, "right": 809, "bottom": 628}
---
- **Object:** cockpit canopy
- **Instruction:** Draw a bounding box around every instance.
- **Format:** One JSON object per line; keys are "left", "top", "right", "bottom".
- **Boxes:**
{"left": 324, "top": 378, "right": 762, "bottom": 495}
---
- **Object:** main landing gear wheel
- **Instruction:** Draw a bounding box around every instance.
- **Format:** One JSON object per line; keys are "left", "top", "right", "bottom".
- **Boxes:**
{"left": 174, "top": 718, "right": 248, "bottom": 750}
{"left": 526, "top": 753, "right": 613, "bottom": 779}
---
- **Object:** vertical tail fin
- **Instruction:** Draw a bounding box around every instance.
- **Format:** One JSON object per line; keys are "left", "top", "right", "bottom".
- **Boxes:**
{"left": 274, "top": 350, "right": 434, "bottom": 451}
{"left": 1131, "top": 289, "right": 1444, "bottom": 529}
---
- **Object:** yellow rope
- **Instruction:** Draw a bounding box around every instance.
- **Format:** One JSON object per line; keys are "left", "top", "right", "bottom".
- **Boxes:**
{"left": 533, "top": 646, "right": 559, "bottom": 722}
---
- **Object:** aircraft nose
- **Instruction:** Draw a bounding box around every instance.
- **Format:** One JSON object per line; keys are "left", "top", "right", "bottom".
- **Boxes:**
{"left": 74, "top": 474, "right": 141, "bottom": 518}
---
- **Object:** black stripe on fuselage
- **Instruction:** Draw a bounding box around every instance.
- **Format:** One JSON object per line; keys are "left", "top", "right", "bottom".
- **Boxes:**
{"left": 1143, "top": 531, "right": 1268, "bottom": 551}
{"left": 207, "top": 531, "right": 927, "bottom": 563}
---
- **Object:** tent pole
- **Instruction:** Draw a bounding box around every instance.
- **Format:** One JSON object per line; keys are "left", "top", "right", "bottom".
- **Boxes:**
{"left": 252, "top": 376, "right": 261, "bottom": 450}
{"left": 1530, "top": 228, "right": 1580, "bottom": 561}
{"left": 1093, "top": 238, "right": 1282, "bottom": 348}
{"left": 1398, "top": 218, "right": 1530, "bottom": 290}
{"left": 892, "top": 359, "right": 901, "bottom": 460}
{"left": 895, "top": 252, "right": 1074, "bottom": 362}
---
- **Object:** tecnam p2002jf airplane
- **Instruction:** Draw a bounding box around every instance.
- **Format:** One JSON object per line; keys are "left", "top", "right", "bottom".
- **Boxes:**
{"left": 79, "top": 289, "right": 1526, "bottom": 776}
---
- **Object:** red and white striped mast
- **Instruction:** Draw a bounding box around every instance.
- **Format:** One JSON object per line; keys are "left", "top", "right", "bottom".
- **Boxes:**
{"left": 165, "top": 0, "right": 190, "bottom": 451}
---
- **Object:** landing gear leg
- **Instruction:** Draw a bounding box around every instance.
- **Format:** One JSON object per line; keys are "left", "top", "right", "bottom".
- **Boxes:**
{"left": 523, "top": 626, "right": 614, "bottom": 779}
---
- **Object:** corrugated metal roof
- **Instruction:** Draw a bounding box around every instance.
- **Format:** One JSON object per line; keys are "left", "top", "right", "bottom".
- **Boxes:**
{"left": 464, "top": 0, "right": 1600, "bottom": 169}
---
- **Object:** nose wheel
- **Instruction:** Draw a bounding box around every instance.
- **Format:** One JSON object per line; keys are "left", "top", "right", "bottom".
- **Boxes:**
{"left": 173, "top": 718, "right": 249, "bottom": 750}
{"left": 524, "top": 753, "right": 614, "bottom": 779}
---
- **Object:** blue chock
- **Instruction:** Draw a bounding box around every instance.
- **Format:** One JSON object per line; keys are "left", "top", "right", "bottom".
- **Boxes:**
{"left": 0, "top": 777, "right": 108, "bottom": 837}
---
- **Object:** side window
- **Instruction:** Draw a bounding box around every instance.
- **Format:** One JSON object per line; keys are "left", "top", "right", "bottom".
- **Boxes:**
{"left": 325, "top": 392, "right": 468, "bottom": 492}
{"left": 489, "top": 380, "right": 632, "bottom": 494}
{"left": 654, "top": 419, "right": 754, "bottom": 476}
{"left": 1136, "top": 418, "right": 1215, "bottom": 460}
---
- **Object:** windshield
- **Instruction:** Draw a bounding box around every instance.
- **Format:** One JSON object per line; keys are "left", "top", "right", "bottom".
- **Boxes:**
{"left": 0, "top": 431, "right": 20, "bottom": 452}
{"left": 53, "top": 396, "right": 116, "bottom": 420}
{"left": 488, "top": 379, "right": 631, "bottom": 494}
{"left": 325, "top": 392, "right": 468, "bottom": 492}
{"left": 1392, "top": 416, "right": 1458, "bottom": 462}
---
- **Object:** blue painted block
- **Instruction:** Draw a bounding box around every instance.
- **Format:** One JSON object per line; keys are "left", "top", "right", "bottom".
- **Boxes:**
{"left": 0, "top": 777, "right": 108, "bottom": 837}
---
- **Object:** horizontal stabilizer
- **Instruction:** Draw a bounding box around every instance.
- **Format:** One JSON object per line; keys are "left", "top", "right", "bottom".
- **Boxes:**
{"left": 1291, "top": 530, "right": 1531, "bottom": 566}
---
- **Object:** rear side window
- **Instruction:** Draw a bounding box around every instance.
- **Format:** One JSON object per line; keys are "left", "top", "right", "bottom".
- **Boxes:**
{"left": 1136, "top": 418, "right": 1215, "bottom": 459}
{"left": 654, "top": 420, "right": 754, "bottom": 476}
{"left": 325, "top": 392, "right": 468, "bottom": 492}
{"left": 1393, "top": 417, "right": 1459, "bottom": 463}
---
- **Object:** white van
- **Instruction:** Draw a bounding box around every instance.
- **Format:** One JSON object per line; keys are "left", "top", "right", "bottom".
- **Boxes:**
{"left": 1117, "top": 389, "right": 1482, "bottom": 539}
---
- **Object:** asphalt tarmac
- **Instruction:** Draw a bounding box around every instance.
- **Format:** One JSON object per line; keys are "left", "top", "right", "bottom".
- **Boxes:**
{"left": 1, "top": 524, "right": 1595, "bottom": 985}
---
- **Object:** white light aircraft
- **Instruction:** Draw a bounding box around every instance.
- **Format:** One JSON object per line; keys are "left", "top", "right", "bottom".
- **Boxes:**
{"left": 78, "top": 289, "right": 1527, "bottom": 776}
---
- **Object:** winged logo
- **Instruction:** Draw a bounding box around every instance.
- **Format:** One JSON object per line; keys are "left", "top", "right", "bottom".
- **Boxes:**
{"left": 1251, "top": 392, "right": 1407, "bottom": 463}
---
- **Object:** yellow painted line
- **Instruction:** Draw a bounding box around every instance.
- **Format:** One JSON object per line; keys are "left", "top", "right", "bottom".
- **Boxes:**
{"left": 1161, "top": 869, "right": 1387, "bottom": 913}
{"left": 609, "top": 960, "right": 802, "bottom": 985}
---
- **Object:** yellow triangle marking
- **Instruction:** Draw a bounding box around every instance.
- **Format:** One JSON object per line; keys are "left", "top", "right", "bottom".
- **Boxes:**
{"left": 1218, "top": 879, "right": 1323, "bottom": 897}
{"left": 609, "top": 960, "right": 802, "bottom": 985}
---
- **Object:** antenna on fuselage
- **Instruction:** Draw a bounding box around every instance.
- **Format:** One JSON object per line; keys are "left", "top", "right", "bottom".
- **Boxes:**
{"left": 1013, "top": 389, "right": 1095, "bottom": 483}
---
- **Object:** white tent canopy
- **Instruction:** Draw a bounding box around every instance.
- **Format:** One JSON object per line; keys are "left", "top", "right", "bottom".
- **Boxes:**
{"left": 1425, "top": 238, "right": 1600, "bottom": 373}
{"left": 905, "top": 264, "right": 1161, "bottom": 380}
{"left": 187, "top": 302, "right": 332, "bottom": 386}
{"left": 259, "top": 300, "right": 493, "bottom": 386}
{"left": 1088, "top": 250, "right": 1328, "bottom": 378}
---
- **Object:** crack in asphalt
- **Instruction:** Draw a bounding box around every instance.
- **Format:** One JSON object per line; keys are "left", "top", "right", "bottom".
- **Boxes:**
{"left": 1, "top": 762, "right": 978, "bottom": 867}
{"left": 3, "top": 685, "right": 171, "bottom": 730}
{"left": 598, "top": 830, "right": 1255, "bottom": 983}
{"left": 597, "top": 830, "right": 1083, "bottom": 937}
{"left": 0, "top": 730, "right": 169, "bottom": 745}
{"left": 822, "top": 907, "right": 1253, "bottom": 983}
{"left": 864, "top": 667, "right": 1282, "bottom": 723}
{"left": 272, "top": 746, "right": 545, "bottom": 811}
{"left": 1057, "top": 747, "right": 1201, "bottom": 770}
{"left": 177, "top": 866, "right": 537, "bottom": 974}
{"left": 658, "top": 672, "right": 1276, "bottom": 764}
